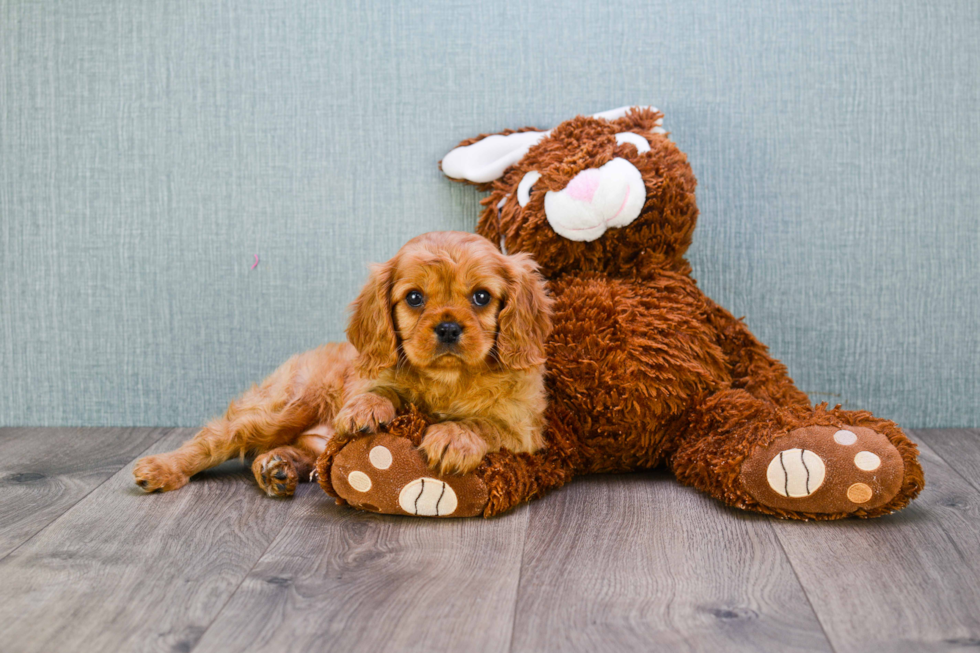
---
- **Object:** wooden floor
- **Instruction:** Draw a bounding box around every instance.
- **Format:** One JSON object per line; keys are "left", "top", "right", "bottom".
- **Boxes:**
{"left": 1, "top": 428, "right": 978, "bottom": 653}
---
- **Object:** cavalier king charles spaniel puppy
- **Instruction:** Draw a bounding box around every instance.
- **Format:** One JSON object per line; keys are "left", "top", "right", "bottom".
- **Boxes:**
{"left": 134, "top": 231, "right": 553, "bottom": 497}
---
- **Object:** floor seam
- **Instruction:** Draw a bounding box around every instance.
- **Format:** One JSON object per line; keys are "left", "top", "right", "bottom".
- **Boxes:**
{"left": 506, "top": 505, "right": 532, "bottom": 653}
{"left": 770, "top": 521, "right": 839, "bottom": 653}
{"left": 0, "top": 427, "right": 176, "bottom": 565}
{"left": 909, "top": 429, "right": 980, "bottom": 496}
{"left": 184, "top": 485, "right": 310, "bottom": 653}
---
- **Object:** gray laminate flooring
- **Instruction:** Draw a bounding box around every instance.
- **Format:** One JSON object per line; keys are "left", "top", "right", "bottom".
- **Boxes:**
{"left": 0, "top": 427, "right": 977, "bottom": 653}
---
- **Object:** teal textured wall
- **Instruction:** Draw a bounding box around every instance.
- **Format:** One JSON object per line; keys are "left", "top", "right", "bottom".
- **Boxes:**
{"left": 1, "top": 0, "right": 978, "bottom": 427}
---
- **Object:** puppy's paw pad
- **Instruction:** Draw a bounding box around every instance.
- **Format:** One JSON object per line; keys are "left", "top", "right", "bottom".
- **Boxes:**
{"left": 133, "top": 456, "right": 188, "bottom": 493}
{"left": 327, "top": 434, "right": 488, "bottom": 518}
{"left": 252, "top": 452, "right": 297, "bottom": 498}
{"left": 741, "top": 425, "right": 905, "bottom": 514}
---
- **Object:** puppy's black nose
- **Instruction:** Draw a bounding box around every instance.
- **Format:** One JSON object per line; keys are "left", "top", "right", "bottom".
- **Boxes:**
{"left": 435, "top": 321, "right": 462, "bottom": 344}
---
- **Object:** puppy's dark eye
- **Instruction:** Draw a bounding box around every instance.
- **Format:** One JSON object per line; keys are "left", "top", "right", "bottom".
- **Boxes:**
{"left": 405, "top": 291, "right": 425, "bottom": 308}
{"left": 472, "top": 289, "right": 491, "bottom": 307}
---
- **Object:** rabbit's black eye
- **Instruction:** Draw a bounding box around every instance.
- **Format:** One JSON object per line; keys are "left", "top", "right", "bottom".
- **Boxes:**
{"left": 405, "top": 291, "right": 425, "bottom": 308}
{"left": 472, "top": 290, "right": 491, "bottom": 307}
{"left": 518, "top": 171, "right": 541, "bottom": 207}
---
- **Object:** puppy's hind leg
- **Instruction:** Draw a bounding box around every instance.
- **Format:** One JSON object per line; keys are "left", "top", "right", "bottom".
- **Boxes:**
{"left": 134, "top": 418, "right": 241, "bottom": 493}
{"left": 134, "top": 353, "right": 321, "bottom": 493}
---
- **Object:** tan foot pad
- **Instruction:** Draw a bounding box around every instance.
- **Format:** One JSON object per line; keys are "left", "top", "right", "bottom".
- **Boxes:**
{"left": 740, "top": 426, "right": 905, "bottom": 514}
{"left": 330, "top": 433, "right": 489, "bottom": 518}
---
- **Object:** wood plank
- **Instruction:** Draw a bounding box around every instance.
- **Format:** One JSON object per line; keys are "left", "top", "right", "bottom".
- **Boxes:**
{"left": 510, "top": 472, "right": 832, "bottom": 653}
{"left": 0, "top": 428, "right": 304, "bottom": 653}
{"left": 0, "top": 427, "right": 170, "bottom": 560}
{"left": 191, "top": 497, "right": 529, "bottom": 653}
{"left": 772, "top": 431, "right": 980, "bottom": 653}
{"left": 914, "top": 429, "right": 980, "bottom": 495}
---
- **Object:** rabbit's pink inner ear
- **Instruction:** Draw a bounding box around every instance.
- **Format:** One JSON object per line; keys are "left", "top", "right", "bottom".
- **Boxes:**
{"left": 441, "top": 130, "right": 549, "bottom": 183}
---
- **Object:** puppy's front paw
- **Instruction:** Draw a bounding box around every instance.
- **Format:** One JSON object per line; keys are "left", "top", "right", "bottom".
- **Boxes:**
{"left": 420, "top": 423, "right": 488, "bottom": 475}
{"left": 334, "top": 393, "right": 396, "bottom": 439}
{"left": 133, "top": 455, "right": 188, "bottom": 493}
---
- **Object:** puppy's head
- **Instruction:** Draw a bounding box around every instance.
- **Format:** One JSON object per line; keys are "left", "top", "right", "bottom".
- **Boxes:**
{"left": 347, "top": 231, "right": 552, "bottom": 377}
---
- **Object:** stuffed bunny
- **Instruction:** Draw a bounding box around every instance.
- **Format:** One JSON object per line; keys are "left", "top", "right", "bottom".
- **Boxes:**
{"left": 316, "top": 106, "right": 923, "bottom": 520}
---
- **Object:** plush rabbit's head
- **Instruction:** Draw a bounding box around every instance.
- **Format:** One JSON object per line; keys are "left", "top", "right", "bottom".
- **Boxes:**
{"left": 442, "top": 107, "right": 699, "bottom": 277}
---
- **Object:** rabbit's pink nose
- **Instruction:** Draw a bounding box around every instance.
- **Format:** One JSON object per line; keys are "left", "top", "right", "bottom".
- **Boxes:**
{"left": 565, "top": 168, "right": 601, "bottom": 203}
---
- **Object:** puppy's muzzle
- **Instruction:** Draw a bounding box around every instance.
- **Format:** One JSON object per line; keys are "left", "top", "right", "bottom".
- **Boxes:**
{"left": 435, "top": 321, "right": 463, "bottom": 345}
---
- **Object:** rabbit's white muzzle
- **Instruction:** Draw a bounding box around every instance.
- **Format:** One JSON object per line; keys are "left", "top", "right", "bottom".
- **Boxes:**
{"left": 543, "top": 158, "right": 646, "bottom": 242}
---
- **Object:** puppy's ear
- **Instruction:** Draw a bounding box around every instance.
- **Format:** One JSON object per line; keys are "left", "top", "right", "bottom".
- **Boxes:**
{"left": 497, "top": 253, "right": 554, "bottom": 369}
{"left": 346, "top": 259, "right": 399, "bottom": 377}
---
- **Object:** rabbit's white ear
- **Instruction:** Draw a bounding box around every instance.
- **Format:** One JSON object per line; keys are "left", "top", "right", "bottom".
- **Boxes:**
{"left": 442, "top": 131, "right": 550, "bottom": 183}
{"left": 592, "top": 106, "right": 659, "bottom": 121}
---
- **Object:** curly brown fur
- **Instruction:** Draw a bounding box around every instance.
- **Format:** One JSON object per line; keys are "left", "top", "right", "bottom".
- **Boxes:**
{"left": 476, "top": 110, "right": 699, "bottom": 278}
{"left": 379, "top": 106, "right": 923, "bottom": 519}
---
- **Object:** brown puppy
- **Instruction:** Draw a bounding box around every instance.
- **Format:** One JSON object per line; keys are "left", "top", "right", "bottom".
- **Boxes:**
{"left": 133, "top": 231, "right": 553, "bottom": 497}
